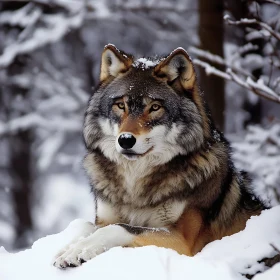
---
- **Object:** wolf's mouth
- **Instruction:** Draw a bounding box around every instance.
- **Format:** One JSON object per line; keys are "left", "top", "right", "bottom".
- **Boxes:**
{"left": 121, "top": 147, "right": 153, "bottom": 160}
{"left": 122, "top": 153, "right": 140, "bottom": 160}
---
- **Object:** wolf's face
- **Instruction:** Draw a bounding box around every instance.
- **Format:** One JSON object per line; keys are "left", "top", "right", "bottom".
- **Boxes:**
{"left": 84, "top": 45, "right": 209, "bottom": 165}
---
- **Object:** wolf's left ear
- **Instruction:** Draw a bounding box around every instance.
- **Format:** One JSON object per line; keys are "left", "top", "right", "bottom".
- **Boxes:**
{"left": 154, "top": 48, "right": 196, "bottom": 90}
{"left": 100, "top": 44, "right": 133, "bottom": 82}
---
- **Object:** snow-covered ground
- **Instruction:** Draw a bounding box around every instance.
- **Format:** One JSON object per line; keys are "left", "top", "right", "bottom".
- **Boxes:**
{"left": 1, "top": 206, "right": 280, "bottom": 280}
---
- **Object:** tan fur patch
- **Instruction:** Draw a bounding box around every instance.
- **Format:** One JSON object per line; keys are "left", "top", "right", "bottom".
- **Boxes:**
{"left": 119, "top": 115, "right": 146, "bottom": 135}
{"left": 176, "top": 208, "right": 211, "bottom": 255}
{"left": 132, "top": 230, "right": 192, "bottom": 256}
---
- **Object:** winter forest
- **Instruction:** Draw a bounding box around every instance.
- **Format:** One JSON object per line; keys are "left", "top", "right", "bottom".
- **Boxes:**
{"left": 0, "top": 0, "right": 280, "bottom": 279}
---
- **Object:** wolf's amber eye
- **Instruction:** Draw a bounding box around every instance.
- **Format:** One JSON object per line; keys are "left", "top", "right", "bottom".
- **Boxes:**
{"left": 150, "top": 104, "right": 161, "bottom": 112}
{"left": 117, "top": 102, "right": 125, "bottom": 110}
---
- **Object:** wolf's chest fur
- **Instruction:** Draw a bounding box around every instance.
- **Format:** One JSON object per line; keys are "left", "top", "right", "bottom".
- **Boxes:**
{"left": 97, "top": 198, "right": 187, "bottom": 227}
{"left": 84, "top": 152, "right": 190, "bottom": 227}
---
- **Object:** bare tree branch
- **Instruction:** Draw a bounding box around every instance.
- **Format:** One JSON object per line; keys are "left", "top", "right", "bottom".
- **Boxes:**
{"left": 270, "top": 244, "right": 280, "bottom": 254}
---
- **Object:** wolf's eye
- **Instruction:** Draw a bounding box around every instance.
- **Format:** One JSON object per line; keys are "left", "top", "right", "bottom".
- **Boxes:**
{"left": 150, "top": 104, "right": 161, "bottom": 112}
{"left": 116, "top": 102, "right": 125, "bottom": 110}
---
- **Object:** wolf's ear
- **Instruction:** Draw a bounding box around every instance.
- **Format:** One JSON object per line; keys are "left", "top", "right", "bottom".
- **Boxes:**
{"left": 154, "top": 48, "right": 196, "bottom": 90}
{"left": 100, "top": 44, "right": 133, "bottom": 82}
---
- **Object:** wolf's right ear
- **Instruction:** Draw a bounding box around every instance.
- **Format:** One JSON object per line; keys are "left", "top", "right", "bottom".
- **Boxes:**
{"left": 154, "top": 48, "right": 196, "bottom": 91}
{"left": 100, "top": 44, "right": 133, "bottom": 82}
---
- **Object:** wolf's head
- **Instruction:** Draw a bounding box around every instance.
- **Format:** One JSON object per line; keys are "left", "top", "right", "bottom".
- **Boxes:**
{"left": 84, "top": 45, "right": 211, "bottom": 165}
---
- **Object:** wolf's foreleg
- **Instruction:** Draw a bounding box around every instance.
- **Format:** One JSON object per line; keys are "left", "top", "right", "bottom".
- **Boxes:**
{"left": 53, "top": 224, "right": 192, "bottom": 268}
{"left": 53, "top": 221, "right": 97, "bottom": 267}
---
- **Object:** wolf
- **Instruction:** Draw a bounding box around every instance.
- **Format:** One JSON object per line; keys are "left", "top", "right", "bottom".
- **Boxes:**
{"left": 53, "top": 44, "right": 265, "bottom": 268}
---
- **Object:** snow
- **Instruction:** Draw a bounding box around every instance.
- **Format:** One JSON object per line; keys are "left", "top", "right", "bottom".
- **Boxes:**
{"left": 232, "top": 123, "right": 280, "bottom": 206}
{"left": 37, "top": 132, "right": 65, "bottom": 171}
{"left": 247, "top": 77, "right": 280, "bottom": 99}
{"left": 0, "top": 113, "right": 82, "bottom": 136}
{"left": 0, "top": 221, "right": 15, "bottom": 245}
{"left": 88, "top": 1, "right": 111, "bottom": 19}
{"left": 133, "top": 58, "right": 158, "bottom": 70}
{"left": 0, "top": 3, "right": 41, "bottom": 27}
{"left": 0, "top": 4, "right": 85, "bottom": 67}
{"left": 33, "top": 174, "right": 93, "bottom": 239}
{"left": 241, "top": 54, "right": 264, "bottom": 71}
{"left": 192, "top": 8, "right": 280, "bottom": 106}
{"left": 246, "top": 30, "right": 271, "bottom": 40}
{"left": 234, "top": 43, "right": 259, "bottom": 56}
{"left": 0, "top": 0, "right": 279, "bottom": 265}
{"left": 1, "top": 207, "right": 279, "bottom": 280}
{"left": 193, "top": 59, "right": 231, "bottom": 80}
{"left": 254, "top": 263, "right": 280, "bottom": 280}
{"left": 189, "top": 46, "right": 224, "bottom": 65}
{"left": 224, "top": 14, "right": 230, "bottom": 20}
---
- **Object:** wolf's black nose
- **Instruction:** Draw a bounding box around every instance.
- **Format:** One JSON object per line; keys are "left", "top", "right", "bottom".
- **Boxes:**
{"left": 118, "top": 133, "right": 136, "bottom": 149}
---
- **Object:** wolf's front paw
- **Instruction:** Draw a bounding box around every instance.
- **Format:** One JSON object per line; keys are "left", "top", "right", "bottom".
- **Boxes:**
{"left": 53, "top": 221, "right": 97, "bottom": 268}
{"left": 53, "top": 224, "right": 133, "bottom": 268}
{"left": 53, "top": 235, "right": 107, "bottom": 268}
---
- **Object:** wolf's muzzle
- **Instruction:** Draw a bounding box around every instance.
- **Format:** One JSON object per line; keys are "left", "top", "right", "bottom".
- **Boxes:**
{"left": 118, "top": 133, "right": 136, "bottom": 150}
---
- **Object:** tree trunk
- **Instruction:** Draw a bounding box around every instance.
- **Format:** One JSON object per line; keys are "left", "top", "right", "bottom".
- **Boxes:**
{"left": 198, "top": 0, "right": 225, "bottom": 131}
{"left": 9, "top": 130, "right": 33, "bottom": 248}
{"left": 6, "top": 56, "right": 33, "bottom": 249}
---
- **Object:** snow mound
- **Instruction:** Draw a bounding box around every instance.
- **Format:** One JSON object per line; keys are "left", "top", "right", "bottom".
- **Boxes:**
{"left": 1, "top": 207, "right": 279, "bottom": 280}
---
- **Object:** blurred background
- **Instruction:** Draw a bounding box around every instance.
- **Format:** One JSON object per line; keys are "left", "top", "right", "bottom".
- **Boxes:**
{"left": 0, "top": 0, "right": 279, "bottom": 251}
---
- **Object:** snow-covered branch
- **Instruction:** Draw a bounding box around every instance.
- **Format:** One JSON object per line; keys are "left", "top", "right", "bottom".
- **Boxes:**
{"left": 192, "top": 54, "right": 280, "bottom": 103}
{"left": 0, "top": 113, "right": 82, "bottom": 137}
{"left": 0, "top": 3, "right": 41, "bottom": 27}
{"left": 255, "top": 0, "right": 280, "bottom": 7}
{"left": 192, "top": 59, "right": 231, "bottom": 80}
{"left": 192, "top": 4, "right": 280, "bottom": 105}
{"left": 224, "top": 15, "right": 280, "bottom": 41}
{"left": 189, "top": 46, "right": 253, "bottom": 78}
{"left": 0, "top": 2, "right": 86, "bottom": 68}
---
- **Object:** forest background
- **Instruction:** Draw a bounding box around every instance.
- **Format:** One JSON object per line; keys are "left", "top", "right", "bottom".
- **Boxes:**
{"left": 0, "top": 0, "right": 279, "bottom": 251}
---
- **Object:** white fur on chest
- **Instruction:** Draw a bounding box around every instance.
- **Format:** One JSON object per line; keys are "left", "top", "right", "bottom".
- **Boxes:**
{"left": 121, "top": 200, "right": 187, "bottom": 227}
{"left": 97, "top": 199, "right": 186, "bottom": 227}
{"left": 120, "top": 161, "right": 150, "bottom": 196}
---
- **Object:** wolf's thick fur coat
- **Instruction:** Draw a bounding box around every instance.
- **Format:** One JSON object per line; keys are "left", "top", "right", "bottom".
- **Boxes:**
{"left": 53, "top": 45, "right": 265, "bottom": 268}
